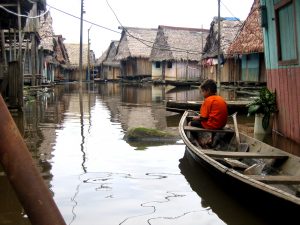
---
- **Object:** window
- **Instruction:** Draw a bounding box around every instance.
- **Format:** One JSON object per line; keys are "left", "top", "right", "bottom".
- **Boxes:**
{"left": 155, "top": 62, "right": 161, "bottom": 68}
{"left": 275, "top": 0, "right": 298, "bottom": 65}
{"left": 167, "top": 61, "right": 172, "bottom": 68}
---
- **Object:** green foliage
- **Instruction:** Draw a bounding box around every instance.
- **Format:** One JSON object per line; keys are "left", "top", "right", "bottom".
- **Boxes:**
{"left": 247, "top": 87, "right": 277, "bottom": 129}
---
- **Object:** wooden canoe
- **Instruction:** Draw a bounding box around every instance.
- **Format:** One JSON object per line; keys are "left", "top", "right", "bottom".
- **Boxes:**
{"left": 179, "top": 110, "right": 300, "bottom": 210}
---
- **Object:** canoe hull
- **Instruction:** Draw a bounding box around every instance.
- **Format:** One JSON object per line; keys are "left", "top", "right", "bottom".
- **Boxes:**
{"left": 179, "top": 110, "right": 300, "bottom": 212}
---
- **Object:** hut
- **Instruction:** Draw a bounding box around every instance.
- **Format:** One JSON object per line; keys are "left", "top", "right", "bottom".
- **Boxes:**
{"left": 150, "top": 25, "right": 209, "bottom": 82}
{"left": 261, "top": 0, "right": 300, "bottom": 145}
{"left": 227, "top": 0, "right": 266, "bottom": 84}
{"left": 115, "top": 27, "right": 157, "bottom": 80}
{"left": 101, "top": 40, "right": 120, "bottom": 81}
{"left": 64, "top": 43, "right": 90, "bottom": 81}
{"left": 95, "top": 49, "right": 109, "bottom": 79}
{"left": 52, "top": 35, "right": 70, "bottom": 81}
{"left": 202, "top": 17, "right": 242, "bottom": 83}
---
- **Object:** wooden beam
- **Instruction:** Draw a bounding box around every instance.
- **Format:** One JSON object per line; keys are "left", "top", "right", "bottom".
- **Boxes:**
{"left": 249, "top": 175, "right": 300, "bottom": 184}
{"left": 201, "top": 149, "right": 289, "bottom": 159}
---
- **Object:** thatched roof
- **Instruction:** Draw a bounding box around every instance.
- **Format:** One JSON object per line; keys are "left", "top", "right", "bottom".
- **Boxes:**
{"left": 53, "top": 35, "right": 69, "bottom": 65}
{"left": 38, "top": 11, "right": 54, "bottom": 51}
{"left": 202, "top": 17, "right": 242, "bottom": 58}
{"left": 115, "top": 27, "right": 157, "bottom": 60}
{"left": 150, "top": 25, "right": 209, "bottom": 62}
{"left": 227, "top": 0, "right": 263, "bottom": 54}
{"left": 96, "top": 49, "right": 109, "bottom": 65}
{"left": 65, "top": 43, "right": 89, "bottom": 68}
{"left": 102, "top": 41, "right": 120, "bottom": 67}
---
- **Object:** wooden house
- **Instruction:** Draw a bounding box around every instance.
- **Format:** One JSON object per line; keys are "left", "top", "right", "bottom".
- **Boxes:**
{"left": 115, "top": 27, "right": 157, "bottom": 80}
{"left": 227, "top": 0, "right": 266, "bottom": 83}
{"left": 149, "top": 25, "right": 209, "bottom": 82}
{"left": 202, "top": 17, "right": 242, "bottom": 83}
{"left": 100, "top": 41, "right": 120, "bottom": 80}
{"left": 261, "top": 0, "right": 300, "bottom": 144}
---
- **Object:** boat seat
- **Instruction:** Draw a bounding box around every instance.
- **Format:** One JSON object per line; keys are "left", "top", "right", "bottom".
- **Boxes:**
{"left": 201, "top": 149, "right": 289, "bottom": 159}
{"left": 248, "top": 175, "right": 300, "bottom": 184}
{"left": 183, "top": 126, "right": 234, "bottom": 133}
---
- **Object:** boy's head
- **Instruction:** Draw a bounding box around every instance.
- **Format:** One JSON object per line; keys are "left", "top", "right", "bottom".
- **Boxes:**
{"left": 200, "top": 79, "right": 217, "bottom": 97}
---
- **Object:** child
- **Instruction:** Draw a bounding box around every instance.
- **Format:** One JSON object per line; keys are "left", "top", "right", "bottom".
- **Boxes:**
{"left": 190, "top": 79, "right": 228, "bottom": 130}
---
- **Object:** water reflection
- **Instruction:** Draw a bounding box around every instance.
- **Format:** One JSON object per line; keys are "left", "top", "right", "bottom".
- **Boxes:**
{"left": 1, "top": 82, "right": 298, "bottom": 225}
{"left": 179, "top": 151, "right": 275, "bottom": 225}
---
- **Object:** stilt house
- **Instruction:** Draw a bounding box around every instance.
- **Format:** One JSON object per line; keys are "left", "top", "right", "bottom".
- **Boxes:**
{"left": 100, "top": 40, "right": 120, "bottom": 81}
{"left": 202, "top": 17, "right": 242, "bottom": 83}
{"left": 227, "top": 0, "right": 266, "bottom": 84}
{"left": 65, "top": 43, "right": 89, "bottom": 81}
{"left": 115, "top": 27, "right": 157, "bottom": 80}
{"left": 150, "top": 25, "right": 209, "bottom": 82}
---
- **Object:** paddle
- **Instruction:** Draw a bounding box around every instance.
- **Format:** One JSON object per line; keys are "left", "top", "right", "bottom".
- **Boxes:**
{"left": 231, "top": 112, "right": 249, "bottom": 152}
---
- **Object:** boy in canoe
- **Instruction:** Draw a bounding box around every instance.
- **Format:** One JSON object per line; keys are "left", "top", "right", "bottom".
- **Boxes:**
{"left": 189, "top": 79, "right": 228, "bottom": 146}
{"left": 190, "top": 79, "right": 228, "bottom": 129}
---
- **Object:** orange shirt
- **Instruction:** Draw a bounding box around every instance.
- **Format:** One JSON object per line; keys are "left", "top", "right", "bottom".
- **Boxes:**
{"left": 200, "top": 95, "right": 228, "bottom": 129}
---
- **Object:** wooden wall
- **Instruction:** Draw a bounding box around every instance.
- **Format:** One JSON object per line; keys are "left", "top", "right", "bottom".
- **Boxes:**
{"left": 203, "top": 58, "right": 240, "bottom": 83}
{"left": 121, "top": 58, "right": 152, "bottom": 77}
{"left": 267, "top": 68, "right": 300, "bottom": 144}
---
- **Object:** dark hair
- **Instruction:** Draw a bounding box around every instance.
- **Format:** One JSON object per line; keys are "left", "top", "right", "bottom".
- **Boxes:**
{"left": 201, "top": 79, "right": 217, "bottom": 94}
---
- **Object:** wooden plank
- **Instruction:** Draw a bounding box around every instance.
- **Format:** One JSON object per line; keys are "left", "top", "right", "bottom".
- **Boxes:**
{"left": 184, "top": 126, "right": 234, "bottom": 133}
{"left": 222, "top": 158, "right": 249, "bottom": 169}
{"left": 249, "top": 175, "right": 300, "bottom": 184}
{"left": 201, "top": 149, "right": 289, "bottom": 159}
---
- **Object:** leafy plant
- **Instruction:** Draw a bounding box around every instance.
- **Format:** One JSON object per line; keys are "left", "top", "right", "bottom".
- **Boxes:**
{"left": 247, "top": 87, "right": 277, "bottom": 129}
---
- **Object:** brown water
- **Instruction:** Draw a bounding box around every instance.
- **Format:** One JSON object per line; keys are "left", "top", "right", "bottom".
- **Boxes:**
{"left": 1, "top": 82, "right": 298, "bottom": 225}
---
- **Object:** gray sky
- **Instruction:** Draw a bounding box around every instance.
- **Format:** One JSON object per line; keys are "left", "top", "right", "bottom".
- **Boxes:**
{"left": 46, "top": 0, "right": 254, "bottom": 58}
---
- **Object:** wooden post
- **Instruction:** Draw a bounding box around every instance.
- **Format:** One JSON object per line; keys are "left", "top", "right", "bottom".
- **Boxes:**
{"left": 17, "top": 0, "right": 23, "bottom": 109}
{"left": 1, "top": 30, "right": 7, "bottom": 67}
{"left": 217, "top": 0, "right": 221, "bottom": 90}
{"left": 0, "top": 95, "right": 67, "bottom": 225}
{"left": 8, "top": 61, "right": 19, "bottom": 107}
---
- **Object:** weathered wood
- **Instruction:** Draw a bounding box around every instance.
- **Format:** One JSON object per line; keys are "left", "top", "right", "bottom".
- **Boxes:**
{"left": 184, "top": 126, "right": 234, "bottom": 133}
{"left": 220, "top": 158, "right": 249, "bottom": 169}
{"left": 249, "top": 175, "right": 300, "bottom": 184}
{"left": 201, "top": 149, "right": 289, "bottom": 159}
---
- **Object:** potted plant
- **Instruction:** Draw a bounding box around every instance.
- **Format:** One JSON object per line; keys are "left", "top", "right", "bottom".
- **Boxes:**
{"left": 247, "top": 87, "right": 277, "bottom": 134}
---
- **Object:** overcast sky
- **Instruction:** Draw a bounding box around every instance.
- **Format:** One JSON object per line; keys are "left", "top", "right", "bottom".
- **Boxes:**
{"left": 46, "top": 0, "right": 254, "bottom": 58}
